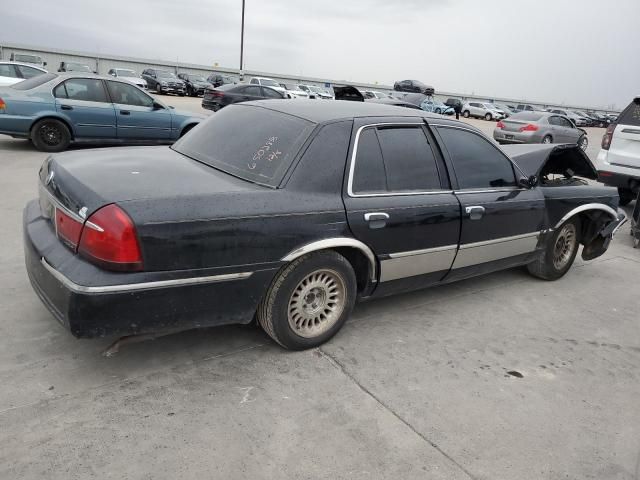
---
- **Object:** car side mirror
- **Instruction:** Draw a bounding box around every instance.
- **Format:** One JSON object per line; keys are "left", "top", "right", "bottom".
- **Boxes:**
{"left": 519, "top": 175, "right": 538, "bottom": 189}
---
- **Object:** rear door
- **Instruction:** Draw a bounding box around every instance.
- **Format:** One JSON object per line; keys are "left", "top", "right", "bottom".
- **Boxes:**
{"left": 343, "top": 119, "right": 461, "bottom": 296}
{"left": 105, "top": 80, "right": 172, "bottom": 140}
{"left": 434, "top": 125, "right": 545, "bottom": 281}
{"left": 53, "top": 78, "right": 117, "bottom": 138}
{"left": 606, "top": 98, "right": 640, "bottom": 170}
{"left": 556, "top": 115, "right": 580, "bottom": 143}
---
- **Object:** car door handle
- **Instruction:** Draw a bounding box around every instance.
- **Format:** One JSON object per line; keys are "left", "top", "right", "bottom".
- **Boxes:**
{"left": 120, "top": 110, "right": 131, "bottom": 115}
{"left": 465, "top": 206, "right": 485, "bottom": 220}
{"left": 364, "top": 212, "right": 389, "bottom": 229}
{"left": 60, "top": 105, "right": 73, "bottom": 111}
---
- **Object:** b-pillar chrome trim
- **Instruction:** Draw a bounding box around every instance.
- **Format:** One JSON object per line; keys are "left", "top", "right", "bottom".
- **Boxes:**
{"left": 281, "top": 237, "right": 378, "bottom": 282}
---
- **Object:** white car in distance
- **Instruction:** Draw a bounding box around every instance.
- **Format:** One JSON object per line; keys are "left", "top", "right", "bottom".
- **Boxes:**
{"left": 0, "top": 61, "right": 48, "bottom": 87}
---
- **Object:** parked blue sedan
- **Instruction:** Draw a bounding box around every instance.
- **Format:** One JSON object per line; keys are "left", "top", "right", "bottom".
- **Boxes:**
{"left": 0, "top": 73, "right": 203, "bottom": 152}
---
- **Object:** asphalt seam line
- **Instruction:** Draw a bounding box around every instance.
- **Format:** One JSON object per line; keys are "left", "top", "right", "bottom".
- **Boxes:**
{"left": 317, "top": 347, "right": 478, "bottom": 480}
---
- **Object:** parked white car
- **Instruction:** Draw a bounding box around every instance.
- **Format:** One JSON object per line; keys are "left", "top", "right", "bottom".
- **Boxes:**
{"left": 249, "top": 77, "right": 288, "bottom": 96}
{"left": 107, "top": 68, "right": 148, "bottom": 90}
{"left": 362, "top": 90, "right": 390, "bottom": 100}
{"left": 9, "top": 53, "right": 47, "bottom": 69}
{"left": 297, "top": 84, "right": 333, "bottom": 99}
{"left": 0, "top": 61, "right": 48, "bottom": 87}
{"left": 596, "top": 96, "right": 640, "bottom": 206}
{"left": 462, "top": 102, "right": 506, "bottom": 121}
{"left": 279, "top": 83, "right": 309, "bottom": 99}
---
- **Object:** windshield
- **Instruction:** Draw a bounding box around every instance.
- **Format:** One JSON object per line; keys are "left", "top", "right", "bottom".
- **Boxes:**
{"left": 172, "top": 105, "right": 314, "bottom": 187}
{"left": 189, "top": 75, "right": 207, "bottom": 82}
{"left": 157, "top": 71, "right": 176, "bottom": 79}
{"left": 484, "top": 103, "right": 499, "bottom": 110}
{"left": 116, "top": 69, "right": 137, "bottom": 77}
{"left": 259, "top": 79, "right": 279, "bottom": 87}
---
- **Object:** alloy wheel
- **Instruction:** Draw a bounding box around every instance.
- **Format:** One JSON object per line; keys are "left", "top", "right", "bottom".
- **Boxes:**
{"left": 553, "top": 223, "right": 577, "bottom": 270}
{"left": 38, "top": 124, "right": 62, "bottom": 146}
{"left": 287, "top": 269, "right": 346, "bottom": 338}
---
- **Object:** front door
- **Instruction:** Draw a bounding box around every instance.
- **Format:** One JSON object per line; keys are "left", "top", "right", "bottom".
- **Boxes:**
{"left": 105, "top": 80, "right": 173, "bottom": 140}
{"left": 53, "top": 78, "right": 116, "bottom": 138}
{"left": 434, "top": 125, "right": 545, "bottom": 281}
{"left": 343, "top": 119, "right": 461, "bottom": 296}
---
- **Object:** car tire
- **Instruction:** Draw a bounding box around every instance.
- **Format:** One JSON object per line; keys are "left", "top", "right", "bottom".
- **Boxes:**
{"left": 542, "top": 135, "right": 553, "bottom": 144}
{"left": 527, "top": 217, "right": 580, "bottom": 281}
{"left": 485, "top": 113, "right": 492, "bottom": 121}
{"left": 463, "top": 110, "right": 470, "bottom": 118}
{"left": 578, "top": 135, "right": 588, "bottom": 151}
{"left": 435, "top": 108, "right": 441, "bottom": 114}
{"left": 257, "top": 251, "right": 357, "bottom": 350}
{"left": 30, "top": 118, "right": 71, "bottom": 153}
{"left": 618, "top": 188, "right": 635, "bottom": 206}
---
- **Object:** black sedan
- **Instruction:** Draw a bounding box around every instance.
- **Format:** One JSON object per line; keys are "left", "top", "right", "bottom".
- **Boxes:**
{"left": 202, "top": 84, "right": 285, "bottom": 111}
{"left": 177, "top": 73, "right": 212, "bottom": 97}
{"left": 24, "top": 101, "right": 626, "bottom": 350}
{"left": 393, "top": 79, "right": 435, "bottom": 95}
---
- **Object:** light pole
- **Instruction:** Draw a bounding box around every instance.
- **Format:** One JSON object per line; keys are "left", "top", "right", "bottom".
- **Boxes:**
{"left": 239, "top": 0, "right": 245, "bottom": 80}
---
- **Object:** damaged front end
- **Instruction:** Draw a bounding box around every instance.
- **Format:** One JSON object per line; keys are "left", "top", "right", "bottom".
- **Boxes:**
{"left": 504, "top": 143, "right": 628, "bottom": 260}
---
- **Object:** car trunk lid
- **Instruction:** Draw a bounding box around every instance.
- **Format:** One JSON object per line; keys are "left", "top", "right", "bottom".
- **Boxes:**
{"left": 39, "top": 145, "right": 260, "bottom": 221}
{"left": 501, "top": 119, "right": 530, "bottom": 132}
{"left": 502, "top": 144, "right": 598, "bottom": 180}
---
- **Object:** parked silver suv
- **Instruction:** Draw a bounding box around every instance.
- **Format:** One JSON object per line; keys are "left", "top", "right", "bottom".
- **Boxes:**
{"left": 462, "top": 102, "right": 506, "bottom": 121}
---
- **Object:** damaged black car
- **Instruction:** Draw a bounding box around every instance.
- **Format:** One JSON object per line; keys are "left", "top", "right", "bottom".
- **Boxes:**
{"left": 23, "top": 101, "right": 627, "bottom": 350}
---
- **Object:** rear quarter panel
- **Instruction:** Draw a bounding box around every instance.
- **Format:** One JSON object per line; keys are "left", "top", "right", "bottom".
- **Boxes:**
{"left": 540, "top": 184, "right": 618, "bottom": 228}
{"left": 0, "top": 88, "right": 72, "bottom": 137}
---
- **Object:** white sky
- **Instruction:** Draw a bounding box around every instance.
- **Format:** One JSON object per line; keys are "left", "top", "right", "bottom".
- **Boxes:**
{"left": 3, "top": 0, "right": 639, "bottom": 109}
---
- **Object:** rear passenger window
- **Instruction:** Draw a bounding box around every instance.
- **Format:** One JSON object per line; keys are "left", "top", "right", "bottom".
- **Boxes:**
{"left": 437, "top": 127, "right": 516, "bottom": 189}
{"left": 376, "top": 127, "right": 441, "bottom": 191}
{"left": 618, "top": 99, "right": 640, "bottom": 127}
{"left": 352, "top": 126, "right": 443, "bottom": 195}
{"left": 53, "top": 79, "right": 108, "bottom": 103}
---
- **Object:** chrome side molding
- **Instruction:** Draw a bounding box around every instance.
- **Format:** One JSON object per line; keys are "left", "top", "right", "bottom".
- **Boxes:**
{"left": 41, "top": 258, "right": 253, "bottom": 294}
{"left": 554, "top": 203, "right": 618, "bottom": 229}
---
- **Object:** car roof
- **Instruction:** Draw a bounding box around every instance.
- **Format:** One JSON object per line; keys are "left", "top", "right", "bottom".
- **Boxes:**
{"left": 0, "top": 61, "right": 47, "bottom": 71}
{"left": 237, "top": 99, "right": 478, "bottom": 128}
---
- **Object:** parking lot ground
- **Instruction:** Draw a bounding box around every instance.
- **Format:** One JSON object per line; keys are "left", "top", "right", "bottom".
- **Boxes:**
{"left": 1, "top": 104, "right": 639, "bottom": 479}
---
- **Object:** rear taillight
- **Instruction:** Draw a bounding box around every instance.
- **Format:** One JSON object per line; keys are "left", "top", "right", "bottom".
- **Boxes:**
{"left": 78, "top": 204, "right": 143, "bottom": 272}
{"left": 519, "top": 124, "right": 539, "bottom": 132}
{"left": 601, "top": 124, "right": 616, "bottom": 150}
{"left": 55, "top": 209, "right": 83, "bottom": 249}
{"left": 0, "top": 97, "right": 6, "bottom": 112}
{"left": 496, "top": 121, "right": 505, "bottom": 129}
{"left": 209, "top": 90, "right": 224, "bottom": 98}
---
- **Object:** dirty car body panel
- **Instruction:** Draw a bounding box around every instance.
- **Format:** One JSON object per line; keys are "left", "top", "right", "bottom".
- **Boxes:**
{"left": 22, "top": 100, "right": 626, "bottom": 340}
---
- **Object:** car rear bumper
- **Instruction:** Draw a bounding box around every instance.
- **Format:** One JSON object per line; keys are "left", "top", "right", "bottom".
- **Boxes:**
{"left": 23, "top": 200, "right": 277, "bottom": 338}
{"left": 493, "top": 130, "right": 539, "bottom": 144}
{"left": 596, "top": 150, "right": 640, "bottom": 190}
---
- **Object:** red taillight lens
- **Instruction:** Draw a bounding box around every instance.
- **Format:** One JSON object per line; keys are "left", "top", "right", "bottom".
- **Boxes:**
{"left": 78, "top": 204, "right": 143, "bottom": 272}
{"left": 55, "top": 209, "right": 83, "bottom": 249}
{"left": 210, "top": 90, "right": 224, "bottom": 98}
{"left": 518, "top": 124, "right": 539, "bottom": 132}
{"left": 496, "top": 120, "right": 505, "bottom": 129}
{"left": 0, "top": 97, "right": 6, "bottom": 111}
{"left": 601, "top": 124, "right": 616, "bottom": 150}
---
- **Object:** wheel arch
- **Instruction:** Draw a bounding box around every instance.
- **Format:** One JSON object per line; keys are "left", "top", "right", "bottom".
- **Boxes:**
{"left": 281, "top": 238, "right": 377, "bottom": 290}
{"left": 553, "top": 203, "right": 617, "bottom": 230}
{"left": 30, "top": 114, "right": 75, "bottom": 139}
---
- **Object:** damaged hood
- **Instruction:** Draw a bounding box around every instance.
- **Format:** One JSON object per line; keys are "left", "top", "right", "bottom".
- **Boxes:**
{"left": 501, "top": 144, "right": 598, "bottom": 180}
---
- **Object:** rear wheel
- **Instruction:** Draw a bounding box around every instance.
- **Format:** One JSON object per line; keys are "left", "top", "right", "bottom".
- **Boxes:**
{"left": 257, "top": 251, "right": 356, "bottom": 350}
{"left": 542, "top": 135, "right": 553, "bottom": 144}
{"left": 527, "top": 218, "right": 580, "bottom": 280}
{"left": 618, "top": 188, "right": 635, "bottom": 206}
{"left": 485, "top": 113, "right": 493, "bottom": 121}
{"left": 463, "top": 110, "right": 470, "bottom": 118}
{"left": 30, "top": 119, "right": 71, "bottom": 152}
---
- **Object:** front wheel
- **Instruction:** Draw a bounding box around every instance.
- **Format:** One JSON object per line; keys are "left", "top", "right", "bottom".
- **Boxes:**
{"left": 463, "top": 110, "right": 470, "bottom": 118}
{"left": 542, "top": 135, "right": 553, "bottom": 144}
{"left": 257, "top": 251, "right": 356, "bottom": 350}
{"left": 578, "top": 135, "right": 588, "bottom": 151}
{"left": 485, "top": 113, "right": 493, "bottom": 121}
{"left": 30, "top": 118, "right": 71, "bottom": 152}
{"left": 527, "top": 218, "right": 580, "bottom": 280}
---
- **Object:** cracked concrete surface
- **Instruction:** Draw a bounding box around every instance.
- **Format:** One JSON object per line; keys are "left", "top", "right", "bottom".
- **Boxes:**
{"left": 1, "top": 105, "right": 638, "bottom": 479}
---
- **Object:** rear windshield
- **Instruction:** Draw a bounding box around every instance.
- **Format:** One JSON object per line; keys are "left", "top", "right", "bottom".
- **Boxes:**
{"left": 11, "top": 73, "right": 58, "bottom": 90}
{"left": 617, "top": 98, "right": 640, "bottom": 126}
{"left": 172, "top": 105, "right": 314, "bottom": 187}
{"left": 510, "top": 112, "right": 544, "bottom": 121}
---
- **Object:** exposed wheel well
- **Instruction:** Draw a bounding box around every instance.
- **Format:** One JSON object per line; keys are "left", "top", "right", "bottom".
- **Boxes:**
{"left": 30, "top": 116, "right": 74, "bottom": 140}
{"left": 332, "top": 247, "right": 373, "bottom": 293}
